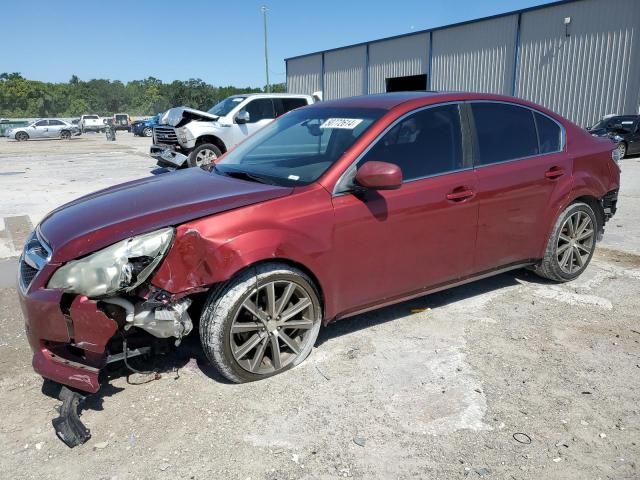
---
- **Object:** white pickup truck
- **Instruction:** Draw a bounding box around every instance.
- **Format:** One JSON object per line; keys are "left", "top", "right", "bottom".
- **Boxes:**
{"left": 79, "top": 115, "right": 104, "bottom": 133}
{"left": 150, "top": 93, "right": 319, "bottom": 169}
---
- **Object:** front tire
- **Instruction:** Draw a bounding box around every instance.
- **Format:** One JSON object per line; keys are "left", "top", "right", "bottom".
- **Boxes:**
{"left": 617, "top": 142, "right": 627, "bottom": 159}
{"left": 15, "top": 131, "right": 29, "bottom": 141}
{"left": 534, "top": 202, "right": 597, "bottom": 282}
{"left": 60, "top": 130, "right": 71, "bottom": 140}
{"left": 187, "top": 143, "right": 222, "bottom": 169}
{"left": 200, "top": 263, "right": 322, "bottom": 383}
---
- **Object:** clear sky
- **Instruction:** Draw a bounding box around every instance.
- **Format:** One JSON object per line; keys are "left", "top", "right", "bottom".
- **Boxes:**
{"left": 3, "top": 0, "right": 557, "bottom": 87}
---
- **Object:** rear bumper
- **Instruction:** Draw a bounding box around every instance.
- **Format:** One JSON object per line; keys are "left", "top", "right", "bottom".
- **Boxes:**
{"left": 18, "top": 265, "right": 117, "bottom": 393}
{"left": 150, "top": 144, "right": 188, "bottom": 168}
{"left": 601, "top": 189, "right": 618, "bottom": 221}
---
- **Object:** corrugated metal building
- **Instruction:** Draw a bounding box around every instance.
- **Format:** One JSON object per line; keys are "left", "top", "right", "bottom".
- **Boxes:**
{"left": 285, "top": 0, "right": 640, "bottom": 126}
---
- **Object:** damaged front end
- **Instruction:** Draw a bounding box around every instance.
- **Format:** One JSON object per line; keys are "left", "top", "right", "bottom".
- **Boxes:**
{"left": 160, "top": 106, "right": 219, "bottom": 127}
{"left": 18, "top": 227, "right": 196, "bottom": 445}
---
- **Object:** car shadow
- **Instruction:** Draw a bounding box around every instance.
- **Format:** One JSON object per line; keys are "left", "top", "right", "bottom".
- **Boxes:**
{"left": 39, "top": 268, "right": 550, "bottom": 400}
{"left": 315, "top": 268, "right": 543, "bottom": 346}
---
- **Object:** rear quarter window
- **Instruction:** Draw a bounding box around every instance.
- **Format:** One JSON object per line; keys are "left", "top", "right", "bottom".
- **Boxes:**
{"left": 534, "top": 112, "right": 562, "bottom": 154}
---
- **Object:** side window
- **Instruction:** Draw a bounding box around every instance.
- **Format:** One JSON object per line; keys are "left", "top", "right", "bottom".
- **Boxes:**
{"left": 244, "top": 99, "right": 275, "bottom": 123}
{"left": 471, "top": 103, "right": 538, "bottom": 165}
{"left": 358, "top": 104, "right": 464, "bottom": 181}
{"left": 534, "top": 113, "right": 562, "bottom": 154}
{"left": 274, "top": 98, "right": 308, "bottom": 117}
{"left": 34, "top": 120, "right": 48, "bottom": 127}
{"left": 49, "top": 120, "right": 64, "bottom": 126}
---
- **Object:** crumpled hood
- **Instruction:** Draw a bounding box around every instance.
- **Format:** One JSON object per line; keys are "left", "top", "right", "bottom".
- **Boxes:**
{"left": 161, "top": 106, "right": 219, "bottom": 127}
{"left": 40, "top": 169, "right": 292, "bottom": 262}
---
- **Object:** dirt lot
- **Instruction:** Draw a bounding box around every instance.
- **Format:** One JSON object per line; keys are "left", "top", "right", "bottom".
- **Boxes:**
{"left": 0, "top": 135, "right": 639, "bottom": 479}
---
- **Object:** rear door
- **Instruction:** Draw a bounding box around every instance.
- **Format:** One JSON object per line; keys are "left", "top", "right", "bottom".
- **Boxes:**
{"left": 273, "top": 98, "right": 309, "bottom": 118}
{"left": 47, "top": 119, "right": 65, "bottom": 137}
{"left": 331, "top": 103, "right": 478, "bottom": 314}
{"left": 469, "top": 101, "right": 570, "bottom": 272}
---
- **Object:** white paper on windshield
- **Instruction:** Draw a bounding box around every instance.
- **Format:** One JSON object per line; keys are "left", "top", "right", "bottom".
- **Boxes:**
{"left": 288, "top": 174, "right": 300, "bottom": 180}
{"left": 621, "top": 121, "right": 633, "bottom": 124}
{"left": 320, "top": 118, "right": 363, "bottom": 129}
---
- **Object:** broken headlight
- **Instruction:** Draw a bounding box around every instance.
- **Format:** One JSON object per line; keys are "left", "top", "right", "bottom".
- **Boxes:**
{"left": 47, "top": 228, "right": 174, "bottom": 298}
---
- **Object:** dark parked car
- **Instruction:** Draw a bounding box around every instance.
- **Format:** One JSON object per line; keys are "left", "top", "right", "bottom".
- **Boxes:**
{"left": 131, "top": 114, "right": 160, "bottom": 137}
{"left": 19, "top": 92, "right": 620, "bottom": 395}
{"left": 588, "top": 114, "right": 640, "bottom": 158}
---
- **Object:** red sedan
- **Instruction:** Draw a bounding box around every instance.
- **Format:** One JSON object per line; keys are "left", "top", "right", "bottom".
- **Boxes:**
{"left": 19, "top": 92, "right": 620, "bottom": 391}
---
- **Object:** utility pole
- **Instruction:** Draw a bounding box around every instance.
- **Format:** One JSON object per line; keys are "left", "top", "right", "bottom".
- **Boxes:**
{"left": 261, "top": 5, "right": 271, "bottom": 93}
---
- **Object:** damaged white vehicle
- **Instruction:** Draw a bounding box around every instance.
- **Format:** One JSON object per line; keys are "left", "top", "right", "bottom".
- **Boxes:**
{"left": 151, "top": 93, "right": 320, "bottom": 169}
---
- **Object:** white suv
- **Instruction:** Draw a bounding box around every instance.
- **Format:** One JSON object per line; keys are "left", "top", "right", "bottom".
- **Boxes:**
{"left": 151, "top": 93, "right": 318, "bottom": 169}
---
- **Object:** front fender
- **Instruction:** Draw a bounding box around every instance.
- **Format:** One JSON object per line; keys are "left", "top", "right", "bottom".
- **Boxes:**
{"left": 150, "top": 186, "right": 335, "bottom": 316}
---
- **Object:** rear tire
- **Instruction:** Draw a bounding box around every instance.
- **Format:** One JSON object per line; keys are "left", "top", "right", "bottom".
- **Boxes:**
{"left": 534, "top": 202, "right": 597, "bottom": 282}
{"left": 200, "top": 263, "right": 322, "bottom": 383}
{"left": 187, "top": 143, "right": 222, "bottom": 169}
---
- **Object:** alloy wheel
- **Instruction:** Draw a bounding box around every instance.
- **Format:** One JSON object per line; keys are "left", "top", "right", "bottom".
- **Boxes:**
{"left": 16, "top": 132, "right": 28, "bottom": 141}
{"left": 556, "top": 211, "right": 595, "bottom": 274}
{"left": 230, "top": 280, "right": 316, "bottom": 375}
{"left": 195, "top": 148, "right": 217, "bottom": 167}
{"left": 617, "top": 142, "right": 626, "bottom": 159}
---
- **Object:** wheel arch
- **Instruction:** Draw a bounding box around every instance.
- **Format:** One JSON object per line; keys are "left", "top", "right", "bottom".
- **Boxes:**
{"left": 196, "top": 135, "right": 227, "bottom": 153}
{"left": 151, "top": 228, "right": 332, "bottom": 320}
{"left": 570, "top": 194, "right": 605, "bottom": 231}
{"left": 229, "top": 257, "right": 326, "bottom": 317}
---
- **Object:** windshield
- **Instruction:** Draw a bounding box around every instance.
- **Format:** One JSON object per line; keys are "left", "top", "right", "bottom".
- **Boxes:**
{"left": 208, "top": 96, "right": 247, "bottom": 117}
{"left": 216, "top": 107, "right": 385, "bottom": 186}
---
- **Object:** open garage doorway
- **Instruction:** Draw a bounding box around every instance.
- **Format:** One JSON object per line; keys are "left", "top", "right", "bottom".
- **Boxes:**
{"left": 385, "top": 74, "right": 428, "bottom": 92}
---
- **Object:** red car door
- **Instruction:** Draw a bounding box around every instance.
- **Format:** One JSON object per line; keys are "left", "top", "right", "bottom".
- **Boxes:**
{"left": 469, "top": 102, "right": 572, "bottom": 272}
{"left": 330, "top": 103, "right": 479, "bottom": 316}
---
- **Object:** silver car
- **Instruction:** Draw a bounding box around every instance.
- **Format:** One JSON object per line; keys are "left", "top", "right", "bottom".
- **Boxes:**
{"left": 6, "top": 119, "right": 80, "bottom": 141}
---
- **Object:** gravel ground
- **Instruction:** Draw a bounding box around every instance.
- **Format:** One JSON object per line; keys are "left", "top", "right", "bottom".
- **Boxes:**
{"left": 0, "top": 135, "right": 638, "bottom": 479}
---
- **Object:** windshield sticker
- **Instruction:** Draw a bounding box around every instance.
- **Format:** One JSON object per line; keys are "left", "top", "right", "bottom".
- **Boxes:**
{"left": 288, "top": 174, "right": 300, "bottom": 180}
{"left": 320, "top": 118, "right": 363, "bottom": 129}
{"left": 621, "top": 121, "right": 633, "bottom": 124}
{"left": 232, "top": 98, "right": 243, "bottom": 102}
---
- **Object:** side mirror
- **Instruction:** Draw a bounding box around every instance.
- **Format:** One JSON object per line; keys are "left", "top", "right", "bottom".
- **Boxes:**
{"left": 354, "top": 161, "right": 402, "bottom": 190}
{"left": 235, "top": 110, "right": 250, "bottom": 124}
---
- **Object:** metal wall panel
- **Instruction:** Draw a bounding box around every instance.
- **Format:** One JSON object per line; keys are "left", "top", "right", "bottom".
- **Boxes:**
{"left": 367, "top": 33, "right": 430, "bottom": 94}
{"left": 516, "top": 0, "right": 640, "bottom": 126}
{"left": 431, "top": 15, "right": 518, "bottom": 95}
{"left": 324, "top": 46, "right": 367, "bottom": 100}
{"left": 286, "top": 54, "right": 323, "bottom": 95}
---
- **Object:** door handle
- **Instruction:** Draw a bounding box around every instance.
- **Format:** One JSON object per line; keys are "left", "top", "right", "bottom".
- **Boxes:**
{"left": 446, "top": 188, "right": 474, "bottom": 202}
{"left": 545, "top": 167, "right": 565, "bottom": 179}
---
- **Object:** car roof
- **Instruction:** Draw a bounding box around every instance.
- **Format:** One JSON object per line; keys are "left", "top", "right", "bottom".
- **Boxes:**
{"left": 243, "top": 93, "right": 312, "bottom": 99}
{"left": 307, "top": 91, "right": 549, "bottom": 111}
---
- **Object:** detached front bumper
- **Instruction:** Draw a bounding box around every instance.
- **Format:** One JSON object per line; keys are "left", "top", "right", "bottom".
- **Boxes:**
{"left": 18, "top": 261, "right": 117, "bottom": 393}
{"left": 150, "top": 143, "right": 188, "bottom": 169}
